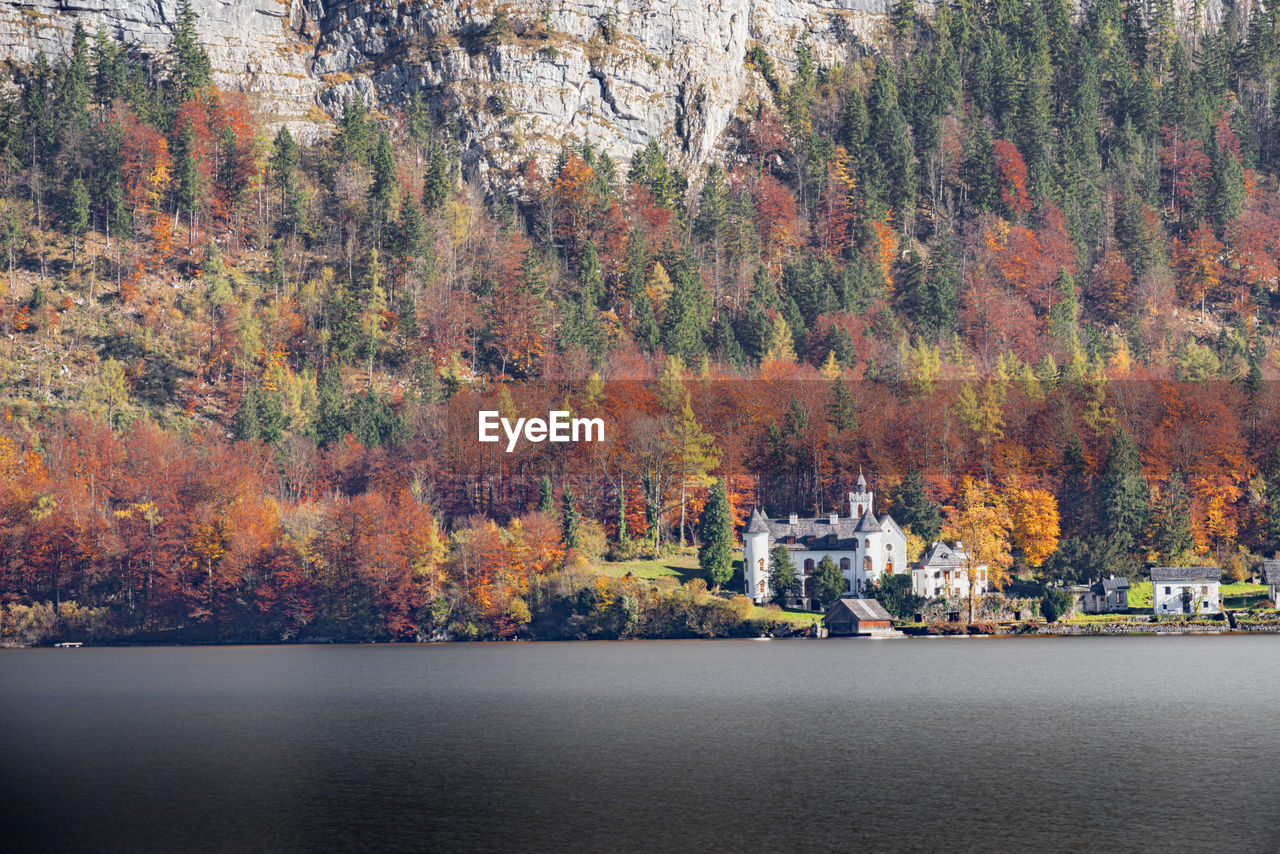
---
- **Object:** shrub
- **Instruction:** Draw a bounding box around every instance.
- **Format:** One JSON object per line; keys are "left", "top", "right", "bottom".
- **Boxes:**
{"left": 1040, "top": 588, "right": 1073, "bottom": 622}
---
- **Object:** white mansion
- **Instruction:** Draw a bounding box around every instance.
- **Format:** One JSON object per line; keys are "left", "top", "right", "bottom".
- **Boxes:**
{"left": 742, "top": 473, "right": 908, "bottom": 610}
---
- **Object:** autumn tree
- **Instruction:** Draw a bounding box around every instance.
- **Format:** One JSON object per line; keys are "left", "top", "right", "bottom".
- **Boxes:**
{"left": 943, "top": 477, "right": 1013, "bottom": 623}
{"left": 1007, "top": 485, "right": 1060, "bottom": 568}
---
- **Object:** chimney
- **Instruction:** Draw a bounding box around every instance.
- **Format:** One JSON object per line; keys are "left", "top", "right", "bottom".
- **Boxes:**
{"left": 789, "top": 513, "right": 799, "bottom": 526}
{"left": 829, "top": 513, "right": 839, "bottom": 526}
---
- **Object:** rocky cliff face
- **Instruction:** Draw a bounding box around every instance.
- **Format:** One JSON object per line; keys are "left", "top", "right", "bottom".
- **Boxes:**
{"left": 0, "top": 0, "right": 908, "bottom": 177}
{"left": 0, "top": 0, "right": 1236, "bottom": 181}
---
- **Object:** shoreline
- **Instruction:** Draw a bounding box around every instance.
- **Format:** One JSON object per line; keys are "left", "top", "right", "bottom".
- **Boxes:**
{"left": 7, "top": 623, "right": 1280, "bottom": 648}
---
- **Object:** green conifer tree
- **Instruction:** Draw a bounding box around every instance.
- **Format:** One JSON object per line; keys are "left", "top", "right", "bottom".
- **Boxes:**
{"left": 698, "top": 479, "right": 735, "bottom": 590}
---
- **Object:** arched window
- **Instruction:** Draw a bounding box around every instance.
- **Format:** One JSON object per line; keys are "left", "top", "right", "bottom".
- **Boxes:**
{"left": 758, "top": 558, "right": 765, "bottom": 577}
{"left": 804, "top": 558, "right": 815, "bottom": 575}
{"left": 804, "top": 578, "right": 814, "bottom": 597}
{"left": 863, "top": 556, "right": 873, "bottom": 575}
{"left": 864, "top": 538, "right": 871, "bottom": 550}
{"left": 857, "top": 504, "right": 864, "bottom": 517}
{"left": 885, "top": 559, "right": 894, "bottom": 575}
{"left": 843, "top": 577, "right": 851, "bottom": 592}
{"left": 840, "top": 557, "right": 851, "bottom": 572}
{"left": 759, "top": 579, "right": 766, "bottom": 595}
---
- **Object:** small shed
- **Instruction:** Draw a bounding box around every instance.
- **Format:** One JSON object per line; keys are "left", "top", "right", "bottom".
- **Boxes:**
{"left": 1261, "top": 561, "right": 1279, "bottom": 603}
{"left": 824, "top": 598, "right": 897, "bottom": 636}
{"left": 1083, "top": 575, "right": 1132, "bottom": 613}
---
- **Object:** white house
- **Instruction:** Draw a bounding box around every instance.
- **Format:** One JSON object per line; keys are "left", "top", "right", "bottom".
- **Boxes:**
{"left": 910, "top": 541, "right": 989, "bottom": 600}
{"left": 1150, "top": 567, "right": 1220, "bottom": 615}
{"left": 742, "top": 473, "right": 908, "bottom": 611}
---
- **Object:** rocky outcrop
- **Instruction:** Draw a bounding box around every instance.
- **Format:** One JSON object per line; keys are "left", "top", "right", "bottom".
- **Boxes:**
{"left": 0, "top": 0, "right": 1241, "bottom": 182}
{"left": 0, "top": 1, "right": 322, "bottom": 134}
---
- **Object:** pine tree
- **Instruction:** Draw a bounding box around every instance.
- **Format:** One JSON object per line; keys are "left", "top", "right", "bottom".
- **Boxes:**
{"left": 842, "top": 88, "right": 869, "bottom": 169}
{"left": 371, "top": 130, "right": 397, "bottom": 210}
{"left": 814, "top": 554, "right": 846, "bottom": 607}
{"left": 698, "top": 479, "right": 735, "bottom": 590}
{"left": 768, "top": 545, "right": 799, "bottom": 606}
{"left": 67, "top": 177, "right": 89, "bottom": 268}
{"left": 538, "top": 475, "right": 557, "bottom": 515}
{"left": 1047, "top": 269, "right": 1079, "bottom": 343}
{"left": 1210, "top": 130, "right": 1245, "bottom": 234}
{"left": 616, "top": 478, "right": 628, "bottom": 546}
{"left": 232, "top": 385, "right": 262, "bottom": 442}
{"left": 890, "top": 470, "right": 943, "bottom": 543}
{"left": 865, "top": 58, "right": 916, "bottom": 220}
{"left": 92, "top": 27, "right": 125, "bottom": 108}
{"left": 890, "top": 0, "right": 916, "bottom": 43}
{"left": 1152, "top": 471, "right": 1194, "bottom": 563}
{"left": 171, "top": 118, "right": 202, "bottom": 240}
{"left": 1099, "top": 427, "right": 1148, "bottom": 565}
{"left": 924, "top": 233, "right": 960, "bottom": 331}
{"left": 826, "top": 377, "right": 856, "bottom": 433}
{"left": 59, "top": 23, "right": 91, "bottom": 137}
{"left": 169, "top": 0, "right": 211, "bottom": 103}
{"left": 562, "top": 484, "right": 581, "bottom": 550}
{"left": 336, "top": 96, "right": 371, "bottom": 164}
{"left": 422, "top": 141, "right": 450, "bottom": 213}
{"left": 660, "top": 255, "right": 711, "bottom": 360}
{"left": 962, "top": 119, "right": 998, "bottom": 211}
{"left": 313, "top": 361, "right": 348, "bottom": 448}
{"left": 271, "top": 126, "right": 300, "bottom": 229}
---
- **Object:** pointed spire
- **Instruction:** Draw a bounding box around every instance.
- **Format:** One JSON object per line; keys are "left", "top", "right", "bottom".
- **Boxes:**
{"left": 746, "top": 507, "right": 770, "bottom": 534}
{"left": 856, "top": 468, "right": 867, "bottom": 489}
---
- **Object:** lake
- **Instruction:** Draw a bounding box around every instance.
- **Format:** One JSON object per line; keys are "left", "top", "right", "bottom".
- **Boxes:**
{"left": 2, "top": 637, "right": 1278, "bottom": 852}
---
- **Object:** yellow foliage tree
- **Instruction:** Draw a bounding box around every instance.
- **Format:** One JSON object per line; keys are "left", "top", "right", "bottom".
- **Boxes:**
{"left": 1008, "top": 486, "right": 1060, "bottom": 568}
{"left": 942, "top": 477, "right": 1013, "bottom": 623}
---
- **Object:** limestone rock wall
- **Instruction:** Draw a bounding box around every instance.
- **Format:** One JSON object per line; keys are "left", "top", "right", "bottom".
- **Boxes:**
{"left": 0, "top": 0, "right": 1239, "bottom": 182}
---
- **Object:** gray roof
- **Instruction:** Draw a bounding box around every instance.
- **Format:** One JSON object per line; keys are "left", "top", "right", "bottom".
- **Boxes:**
{"left": 1095, "top": 576, "right": 1132, "bottom": 594}
{"left": 745, "top": 507, "right": 770, "bottom": 535}
{"left": 1150, "top": 566, "right": 1220, "bottom": 583}
{"left": 826, "top": 597, "right": 892, "bottom": 622}
{"left": 1261, "top": 561, "right": 1279, "bottom": 583}
{"left": 853, "top": 509, "right": 882, "bottom": 533}
{"left": 740, "top": 510, "right": 901, "bottom": 551}
{"left": 921, "top": 542, "right": 968, "bottom": 568}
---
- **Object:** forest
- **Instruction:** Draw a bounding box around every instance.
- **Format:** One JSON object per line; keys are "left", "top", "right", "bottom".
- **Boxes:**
{"left": 2, "top": 0, "right": 1280, "bottom": 642}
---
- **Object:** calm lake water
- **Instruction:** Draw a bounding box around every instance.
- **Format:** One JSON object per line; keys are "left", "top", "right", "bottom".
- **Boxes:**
{"left": 3, "top": 637, "right": 1279, "bottom": 853}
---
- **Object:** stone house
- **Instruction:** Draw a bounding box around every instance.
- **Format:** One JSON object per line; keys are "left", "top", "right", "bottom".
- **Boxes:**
{"left": 1150, "top": 567, "right": 1220, "bottom": 615}
{"left": 1083, "top": 576, "right": 1131, "bottom": 613}
{"left": 1261, "top": 561, "right": 1279, "bottom": 603}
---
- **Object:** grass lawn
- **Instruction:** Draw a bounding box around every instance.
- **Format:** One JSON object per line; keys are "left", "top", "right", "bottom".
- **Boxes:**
{"left": 600, "top": 552, "right": 705, "bottom": 583}
{"left": 598, "top": 555, "right": 822, "bottom": 626}
{"left": 751, "top": 604, "right": 824, "bottom": 626}
{"left": 1128, "top": 581, "right": 1152, "bottom": 608}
